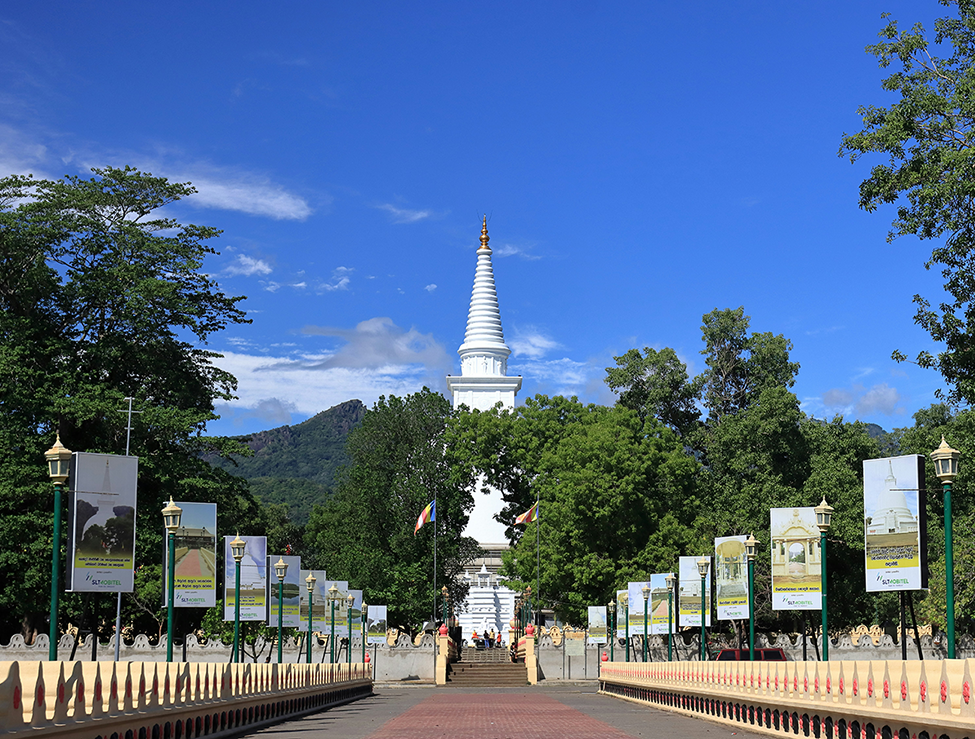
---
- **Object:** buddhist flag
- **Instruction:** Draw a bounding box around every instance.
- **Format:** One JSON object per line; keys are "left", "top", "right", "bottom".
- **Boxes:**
{"left": 514, "top": 501, "right": 539, "bottom": 525}
{"left": 414, "top": 500, "right": 435, "bottom": 535}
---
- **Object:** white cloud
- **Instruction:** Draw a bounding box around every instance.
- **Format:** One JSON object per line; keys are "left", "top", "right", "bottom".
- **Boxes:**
{"left": 180, "top": 170, "right": 313, "bottom": 220}
{"left": 819, "top": 382, "right": 905, "bottom": 418}
{"left": 856, "top": 383, "right": 903, "bottom": 416}
{"left": 510, "top": 328, "right": 561, "bottom": 359}
{"left": 300, "top": 317, "right": 451, "bottom": 371}
{"left": 511, "top": 357, "right": 591, "bottom": 392}
{"left": 319, "top": 266, "right": 353, "bottom": 292}
{"left": 224, "top": 254, "right": 272, "bottom": 277}
{"left": 425, "top": 284, "right": 437, "bottom": 292}
{"left": 377, "top": 203, "right": 431, "bottom": 223}
{"left": 492, "top": 242, "right": 541, "bottom": 260}
{"left": 0, "top": 123, "right": 51, "bottom": 178}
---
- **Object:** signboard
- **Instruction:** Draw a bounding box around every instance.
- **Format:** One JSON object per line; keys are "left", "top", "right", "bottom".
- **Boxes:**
{"left": 266, "top": 554, "right": 302, "bottom": 627}
{"left": 298, "top": 569, "right": 326, "bottom": 632}
{"left": 626, "top": 581, "right": 651, "bottom": 635}
{"left": 678, "top": 556, "right": 711, "bottom": 627}
{"left": 715, "top": 535, "right": 749, "bottom": 620}
{"left": 615, "top": 589, "right": 628, "bottom": 638}
{"left": 647, "top": 573, "right": 675, "bottom": 634}
{"left": 223, "top": 536, "right": 267, "bottom": 621}
{"left": 163, "top": 502, "right": 217, "bottom": 608}
{"left": 587, "top": 606, "right": 607, "bottom": 644}
{"left": 565, "top": 631, "right": 586, "bottom": 657}
{"left": 68, "top": 453, "right": 138, "bottom": 593}
{"left": 864, "top": 455, "right": 927, "bottom": 592}
{"left": 770, "top": 508, "right": 821, "bottom": 610}
{"left": 367, "top": 605, "right": 388, "bottom": 644}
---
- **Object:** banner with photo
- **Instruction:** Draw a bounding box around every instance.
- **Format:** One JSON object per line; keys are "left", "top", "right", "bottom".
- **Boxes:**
{"left": 265, "top": 555, "right": 302, "bottom": 627}
{"left": 863, "top": 455, "right": 927, "bottom": 592}
{"left": 67, "top": 453, "right": 138, "bottom": 593}
{"left": 163, "top": 502, "right": 216, "bottom": 607}
{"left": 298, "top": 569, "right": 326, "bottom": 631}
{"left": 714, "top": 535, "right": 749, "bottom": 620}
{"left": 587, "top": 606, "right": 607, "bottom": 644}
{"left": 340, "top": 589, "right": 363, "bottom": 637}
{"left": 649, "top": 573, "right": 675, "bottom": 634}
{"left": 770, "top": 508, "right": 821, "bottom": 610}
{"left": 678, "top": 556, "right": 711, "bottom": 627}
{"left": 223, "top": 535, "right": 267, "bottom": 621}
{"left": 615, "top": 589, "right": 628, "bottom": 639}
{"left": 367, "top": 605, "right": 388, "bottom": 644}
{"left": 626, "top": 581, "right": 650, "bottom": 635}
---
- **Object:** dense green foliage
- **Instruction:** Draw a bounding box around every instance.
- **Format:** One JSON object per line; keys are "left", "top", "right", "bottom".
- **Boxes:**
{"left": 304, "top": 389, "right": 479, "bottom": 630}
{"left": 0, "top": 167, "right": 264, "bottom": 640}
{"left": 841, "top": 1, "right": 975, "bottom": 405}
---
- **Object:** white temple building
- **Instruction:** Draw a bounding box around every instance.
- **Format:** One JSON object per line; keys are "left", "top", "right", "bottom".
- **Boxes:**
{"left": 446, "top": 218, "right": 521, "bottom": 643}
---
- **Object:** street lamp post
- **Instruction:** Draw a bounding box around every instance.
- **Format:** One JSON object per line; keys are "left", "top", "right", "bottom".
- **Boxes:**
{"left": 745, "top": 534, "right": 758, "bottom": 661}
{"left": 274, "top": 558, "right": 288, "bottom": 664}
{"left": 45, "top": 434, "right": 72, "bottom": 661}
{"left": 525, "top": 585, "right": 532, "bottom": 628}
{"left": 931, "top": 436, "right": 961, "bottom": 659}
{"left": 697, "top": 556, "right": 709, "bottom": 661}
{"left": 608, "top": 599, "right": 616, "bottom": 662}
{"left": 347, "top": 593, "right": 354, "bottom": 668}
{"left": 305, "top": 572, "right": 316, "bottom": 663}
{"left": 328, "top": 584, "right": 339, "bottom": 664}
{"left": 814, "top": 497, "right": 834, "bottom": 661}
{"left": 665, "top": 573, "right": 675, "bottom": 662}
{"left": 621, "top": 593, "right": 629, "bottom": 662}
{"left": 641, "top": 583, "right": 650, "bottom": 663}
{"left": 229, "top": 534, "right": 246, "bottom": 662}
{"left": 162, "top": 498, "right": 183, "bottom": 663}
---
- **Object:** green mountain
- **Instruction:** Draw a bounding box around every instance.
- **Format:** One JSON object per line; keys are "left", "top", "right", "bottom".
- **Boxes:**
{"left": 211, "top": 399, "right": 366, "bottom": 524}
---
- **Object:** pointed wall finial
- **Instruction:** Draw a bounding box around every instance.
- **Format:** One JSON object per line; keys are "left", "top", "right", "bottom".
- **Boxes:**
{"left": 480, "top": 215, "right": 489, "bottom": 250}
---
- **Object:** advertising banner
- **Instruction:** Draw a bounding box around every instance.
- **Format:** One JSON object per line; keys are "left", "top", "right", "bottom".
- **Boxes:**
{"left": 587, "top": 606, "right": 607, "bottom": 644}
{"left": 298, "top": 569, "right": 326, "bottom": 632}
{"left": 163, "top": 502, "right": 216, "bottom": 608}
{"left": 649, "top": 573, "right": 675, "bottom": 634}
{"left": 223, "top": 536, "right": 267, "bottom": 621}
{"left": 68, "top": 453, "right": 138, "bottom": 593}
{"left": 864, "top": 455, "right": 926, "bottom": 592}
{"left": 265, "top": 555, "right": 302, "bottom": 627}
{"left": 615, "top": 589, "right": 628, "bottom": 639}
{"left": 626, "top": 581, "right": 650, "bottom": 635}
{"left": 770, "top": 508, "right": 821, "bottom": 610}
{"left": 367, "top": 605, "right": 388, "bottom": 644}
{"left": 339, "top": 589, "right": 363, "bottom": 637}
{"left": 678, "top": 556, "right": 711, "bottom": 627}
{"left": 715, "top": 535, "right": 749, "bottom": 620}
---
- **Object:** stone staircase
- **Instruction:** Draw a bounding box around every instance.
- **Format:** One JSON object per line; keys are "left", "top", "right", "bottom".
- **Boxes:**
{"left": 446, "top": 647, "right": 527, "bottom": 686}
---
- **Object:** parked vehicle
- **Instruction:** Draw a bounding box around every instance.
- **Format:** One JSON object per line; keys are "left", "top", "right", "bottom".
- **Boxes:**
{"left": 715, "top": 648, "right": 786, "bottom": 661}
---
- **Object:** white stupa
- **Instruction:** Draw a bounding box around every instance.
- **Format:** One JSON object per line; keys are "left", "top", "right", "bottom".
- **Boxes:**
{"left": 446, "top": 217, "right": 521, "bottom": 644}
{"left": 446, "top": 216, "right": 522, "bottom": 544}
{"left": 866, "top": 461, "right": 918, "bottom": 535}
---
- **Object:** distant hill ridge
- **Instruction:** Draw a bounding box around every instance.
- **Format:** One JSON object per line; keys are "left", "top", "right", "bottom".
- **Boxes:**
{"left": 210, "top": 399, "right": 366, "bottom": 524}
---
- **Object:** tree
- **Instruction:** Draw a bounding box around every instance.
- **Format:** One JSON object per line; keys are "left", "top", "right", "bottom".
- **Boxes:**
{"left": 605, "top": 346, "right": 701, "bottom": 436}
{"left": 841, "top": 1, "right": 975, "bottom": 404}
{"left": 0, "top": 167, "right": 258, "bottom": 638}
{"left": 304, "top": 389, "right": 478, "bottom": 631}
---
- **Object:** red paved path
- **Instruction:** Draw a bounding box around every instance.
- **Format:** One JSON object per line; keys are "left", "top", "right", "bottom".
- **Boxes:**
{"left": 364, "top": 693, "right": 633, "bottom": 739}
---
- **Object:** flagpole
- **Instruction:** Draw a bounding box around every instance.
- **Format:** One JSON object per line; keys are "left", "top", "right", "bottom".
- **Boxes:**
{"left": 535, "top": 496, "right": 540, "bottom": 628}
{"left": 433, "top": 496, "right": 437, "bottom": 629}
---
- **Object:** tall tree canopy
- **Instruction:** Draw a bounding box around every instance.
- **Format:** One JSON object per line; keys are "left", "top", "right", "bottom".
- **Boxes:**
{"left": 304, "top": 389, "right": 479, "bottom": 631}
{"left": 0, "top": 167, "right": 258, "bottom": 638}
{"left": 841, "top": 1, "right": 975, "bottom": 404}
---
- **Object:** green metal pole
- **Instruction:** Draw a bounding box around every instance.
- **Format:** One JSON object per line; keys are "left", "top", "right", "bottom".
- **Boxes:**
{"left": 347, "top": 602, "right": 353, "bottom": 668}
{"left": 820, "top": 529, "right": 828, "bottom": 662}
{"left": 944, "top": 480, "right": 955, "bottom": 659}
{"left": 361, "top": 610, "right": 366, "bottom": 663}
{"left": 748, "top": 558, "right": 755, "bottom": 662}
{"left": 667, "top": 589, "right": 673, "bottom": 662}
{"left": 625, "top": 602, "right": 629, "bottom": 662}
{"left": 330, "top": 599, "right": 336, "bottom": 664}
{"left": 49, "top": 481, "right": 63, "bottom": 661}
{"left": 610, "top": 608, "right": 615, "bottom": 662}
{"left": 233, "top": 560, "right": 241, "bottom": 663}
{"left": 167, "top": 531, "right": 176, "bottom": 662}
{"left": 306, "top": 593, "right": 313, "bottom": 663}
{"left": 700, "top": 574, "right": 706, "bottom": 661}
{"left": 277, "top": 579, "right": 284, "bottom": 664}
{"left": 643, "top": 596, "right": 648, "bottom": 663}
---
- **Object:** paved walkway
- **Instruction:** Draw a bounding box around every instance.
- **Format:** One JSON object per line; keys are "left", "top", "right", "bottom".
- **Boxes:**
{"left": 246, "top": 685, "right": 765, "bottom": 739}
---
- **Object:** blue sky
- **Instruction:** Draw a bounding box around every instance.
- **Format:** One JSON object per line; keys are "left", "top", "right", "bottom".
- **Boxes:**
{"left": 0, "top": 1, "right": 955, "bottom": 437}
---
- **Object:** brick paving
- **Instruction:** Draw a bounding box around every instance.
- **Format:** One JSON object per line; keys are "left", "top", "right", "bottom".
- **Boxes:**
{"left": 248, "top": 685, "right": 765, "bottom": 739}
